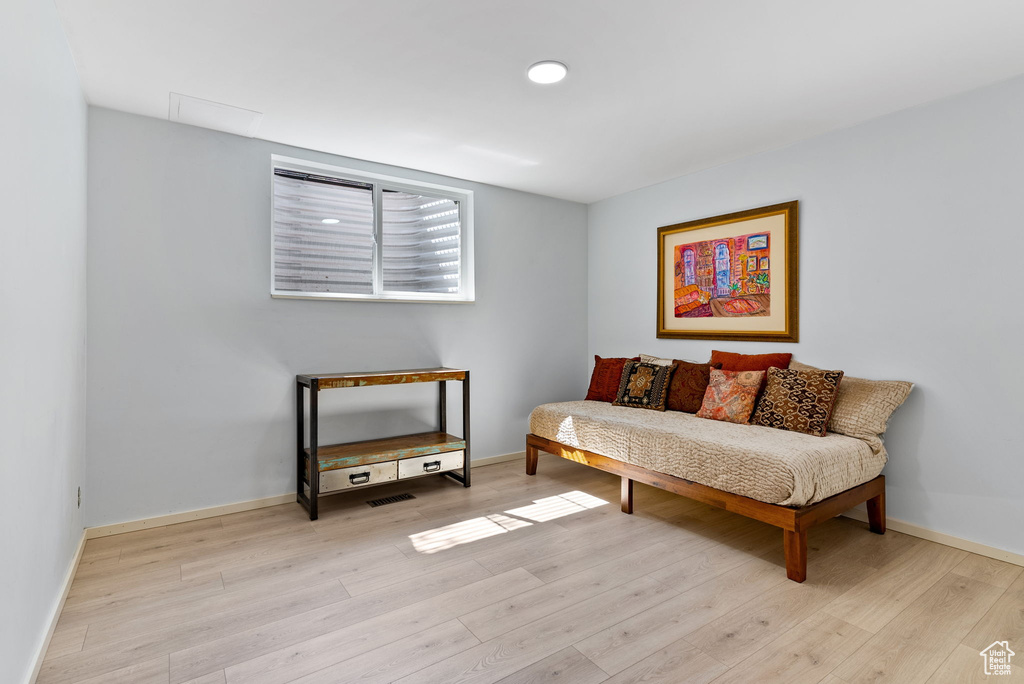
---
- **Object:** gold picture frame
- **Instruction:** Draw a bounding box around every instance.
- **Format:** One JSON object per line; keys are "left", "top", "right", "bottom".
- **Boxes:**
{"left": 657, "top": 200, "right": 799, "bottom": 342}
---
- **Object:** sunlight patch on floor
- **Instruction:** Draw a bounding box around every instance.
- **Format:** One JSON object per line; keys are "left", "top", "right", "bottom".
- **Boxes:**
{"left": 408, "top": 491, "right": 610, "bottom": 553}
{"left": 504, "top": 491, "right": 609, "bottom": 522}
{"left": 409, "top": 513, "right": 532, "bottom": 554}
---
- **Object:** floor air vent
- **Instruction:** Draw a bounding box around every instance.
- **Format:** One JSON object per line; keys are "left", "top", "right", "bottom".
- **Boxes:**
{"left": 367, "top": 493, "right": 416, "bottom": 508}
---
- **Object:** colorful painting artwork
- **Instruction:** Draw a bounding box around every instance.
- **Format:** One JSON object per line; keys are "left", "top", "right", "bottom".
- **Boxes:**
{"left": 657, "top": 200, "right": 799, "bottom": 342}
{"left": 673, "top": 231, "right": 771, "bottom": 318}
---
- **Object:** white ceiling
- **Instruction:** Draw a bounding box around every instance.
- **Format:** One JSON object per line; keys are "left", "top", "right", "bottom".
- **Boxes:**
{"left": 56, "top": 0, "right": 1024, "bottom": 203}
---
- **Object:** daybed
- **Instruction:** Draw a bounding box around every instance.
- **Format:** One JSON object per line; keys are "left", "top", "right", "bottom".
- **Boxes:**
{"left": 526, "top": 396, "right": 892, "bottom": 583}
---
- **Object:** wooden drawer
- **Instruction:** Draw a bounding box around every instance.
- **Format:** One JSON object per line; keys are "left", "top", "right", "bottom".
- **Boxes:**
{"left": 398, "top": 450, "right": 464, "bottom": 479}
{"left": 319, "top": 461, "right": 397, "bottom": 494}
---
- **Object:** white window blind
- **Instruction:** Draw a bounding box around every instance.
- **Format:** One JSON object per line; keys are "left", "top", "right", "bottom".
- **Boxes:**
{"left": 271, "top": 157, "right": 474, "bottom": 302}
{"left": 382, "top": 191, "right": 461, "bottom": 294}
{"left": 272, "top": 171, "right": 375, "bottom": 295}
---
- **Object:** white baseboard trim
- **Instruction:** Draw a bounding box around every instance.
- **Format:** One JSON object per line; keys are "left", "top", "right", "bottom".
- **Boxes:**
{"left": 841, "top": 509, "right": 1024, "bottom": 567}
{"left": 84, "top": 452, "right": 527, "bottom": 540}
{"left": 85, "top": 494, "right": 296, "bottom": 539}
{"left": 470, "top": 451, "right": 524, "bottom": 467}
{"left": 28, "top": 530, "right": 86, "bottom": 684}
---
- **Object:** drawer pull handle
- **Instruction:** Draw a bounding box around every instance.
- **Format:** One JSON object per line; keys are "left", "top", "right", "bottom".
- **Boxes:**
{"left": 349, "top": 472, "right": 371, "bottom": 485}
{"left": 423, "top": 460, "right": 442, "bottom": 472}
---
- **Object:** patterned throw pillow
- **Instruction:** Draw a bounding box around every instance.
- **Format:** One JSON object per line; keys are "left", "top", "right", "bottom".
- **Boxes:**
{"left": 752, "top": 367, "right": 845, "bottom": 437}
{"left": 696, "top": 369, "right": 765, "bottom": 424}
{"left": 585, "top": 355, "right": 639, "bottom": 402}
{"left": 789, "top": 360, "right": 913, "bottom": 439}
{"left": 666, "top": 360, "right": 722, "bottom": 413}
{"left": 639, "top": 354, "right": 675, "bottom": 366}
{"left": 612, "top": 361, "right": 675, "bottom": 411}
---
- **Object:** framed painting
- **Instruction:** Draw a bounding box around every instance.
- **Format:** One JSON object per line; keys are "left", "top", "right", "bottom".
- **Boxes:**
{"left": 657, "top": 200, "right": 799, "bottom": 342}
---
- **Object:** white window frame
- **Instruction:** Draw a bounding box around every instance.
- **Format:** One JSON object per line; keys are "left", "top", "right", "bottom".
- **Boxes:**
{"left": 270, "top": 154, "right": 475, "bottom": 303}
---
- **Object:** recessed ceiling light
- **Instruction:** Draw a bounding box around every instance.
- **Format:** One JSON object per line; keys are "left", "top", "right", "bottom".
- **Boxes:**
{"left": 321, "top": 218, "right": 340, "bottom": 224}
{"left": 527, "top": 61, "right": 568, "bottom": 84}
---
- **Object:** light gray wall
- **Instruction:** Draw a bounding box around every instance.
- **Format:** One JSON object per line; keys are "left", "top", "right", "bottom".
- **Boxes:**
{"left": 589, "top": 75, "right": 1024, "bottom": 556}
{"left": 86, "top": 108, "right": 588, "bottom": 527}
{"left": 0, "top": 1, "right": 88, "bottom": 681}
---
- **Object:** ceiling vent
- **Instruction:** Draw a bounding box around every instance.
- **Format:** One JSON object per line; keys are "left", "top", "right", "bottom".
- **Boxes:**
{"left": 168, "top": 93, "right": 263, "bottom": 137}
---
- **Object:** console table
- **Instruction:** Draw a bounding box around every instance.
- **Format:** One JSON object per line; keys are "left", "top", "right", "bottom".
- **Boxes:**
{"left": 295, "top": 368, "right": 470, "bottom": 520}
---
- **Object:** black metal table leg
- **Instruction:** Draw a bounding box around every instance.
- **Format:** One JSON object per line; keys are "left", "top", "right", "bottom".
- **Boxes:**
{"left": 296, "top": 380, "right": 305, "bottom": 507}
{"left": 309, "top": 379, "right": 320, "bottom": 520}
{"left": 462, "top": 372, "right": 471, "bottom": 487}
{"left": 438, "top": 381, "right": 447, "bottom": 434}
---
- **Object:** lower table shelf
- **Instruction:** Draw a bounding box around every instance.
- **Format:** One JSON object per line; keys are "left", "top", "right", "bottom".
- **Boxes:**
{"left": 306, "top": 431, "right": 466, "bottom": 470}
{"left": 303, "top": 431, "right": 467, "bottom": 496}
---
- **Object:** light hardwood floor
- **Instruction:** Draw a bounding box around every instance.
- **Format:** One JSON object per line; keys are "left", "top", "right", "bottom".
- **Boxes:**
{"left": 39, "top": 457, "right": 1023, "bottom": 684}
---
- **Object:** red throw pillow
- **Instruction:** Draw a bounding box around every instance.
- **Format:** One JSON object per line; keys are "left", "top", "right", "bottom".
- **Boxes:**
{"left": 666, "top": 360, "right": 722, "bottom": 413}
{"left": 585, "top": 355, "right": 639, "bottom": 402}
{"left": 710, "top": 350, "right": 793, "bottom": 373}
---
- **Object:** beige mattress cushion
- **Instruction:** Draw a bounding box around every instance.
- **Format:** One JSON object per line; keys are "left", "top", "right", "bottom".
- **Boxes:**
{"left": 529, "top": 400, "right": 887, "bottom": 507}
{"left": 789, "top": 360, "right": 914, "bottom": 451}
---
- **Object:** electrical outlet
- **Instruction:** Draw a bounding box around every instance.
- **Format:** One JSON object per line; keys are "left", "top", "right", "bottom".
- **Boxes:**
{"left": 77, "top": 487, "right": 81, "bottom": 509}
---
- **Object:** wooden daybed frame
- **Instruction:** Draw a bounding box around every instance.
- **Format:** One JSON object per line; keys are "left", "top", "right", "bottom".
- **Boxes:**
{"left": 525, "top": 433, "right": 885, "bottom": 583}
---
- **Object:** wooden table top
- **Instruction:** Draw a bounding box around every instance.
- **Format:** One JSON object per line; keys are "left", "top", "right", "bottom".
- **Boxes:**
{"left": 297, "top": 367, "right": 468, "bottom": 388}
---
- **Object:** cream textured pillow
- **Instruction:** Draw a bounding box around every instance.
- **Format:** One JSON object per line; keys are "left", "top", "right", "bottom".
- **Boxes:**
{"left": 639, "top": 354, "right": 676, "bottom": 366}
{"left": 789, "top": 360, "right": 913, "bottom": 440}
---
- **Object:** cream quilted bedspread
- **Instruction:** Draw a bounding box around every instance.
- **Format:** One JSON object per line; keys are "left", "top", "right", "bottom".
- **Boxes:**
{"left": 529, "top": 401, "right": 887, "bottom": 507}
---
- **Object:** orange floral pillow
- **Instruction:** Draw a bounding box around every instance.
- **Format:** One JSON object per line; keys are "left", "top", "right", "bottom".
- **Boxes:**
{"left": 612, "top": 361, "right": 675, "bottom": 411}
{"left": 696, "top": 369, "right": 765, "bottom": 424}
